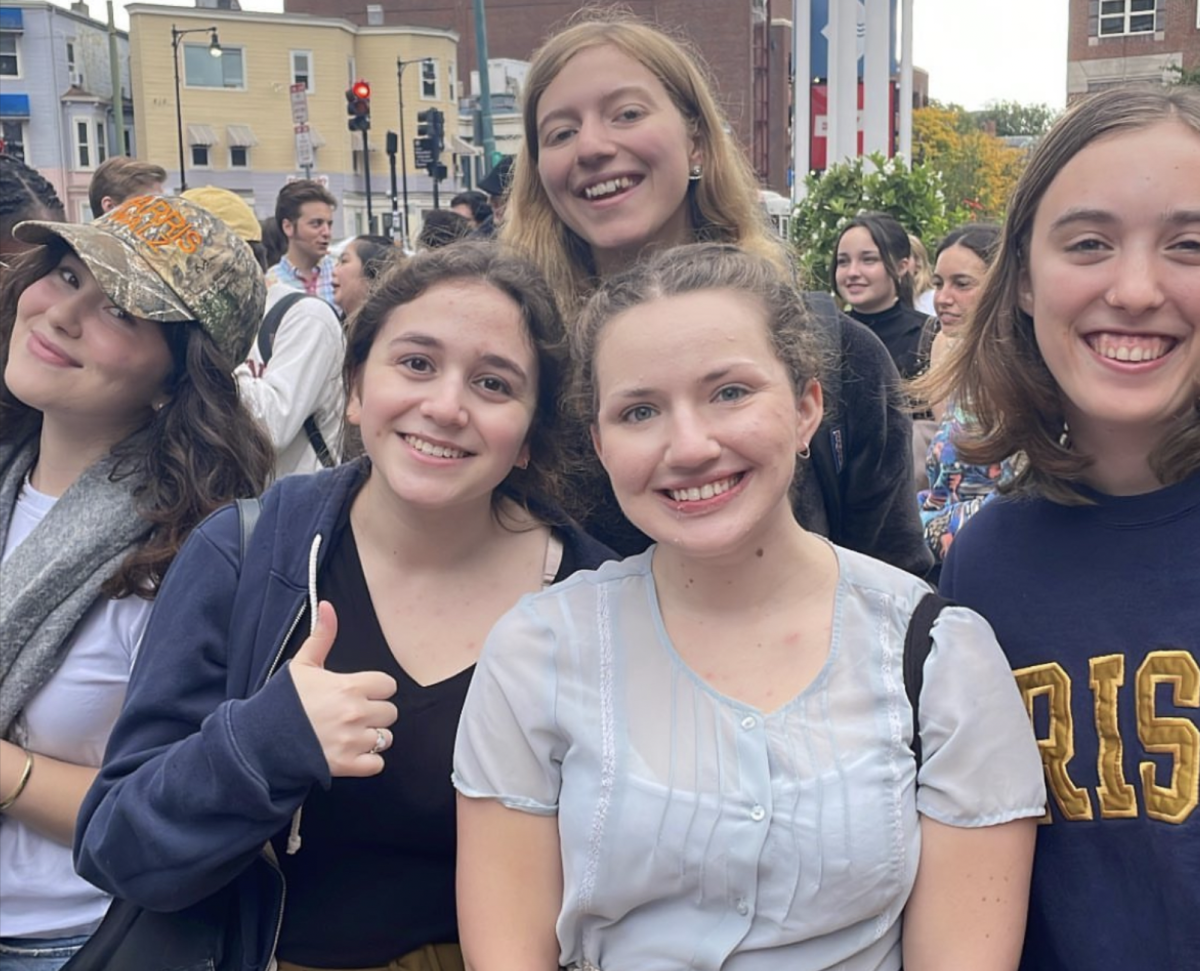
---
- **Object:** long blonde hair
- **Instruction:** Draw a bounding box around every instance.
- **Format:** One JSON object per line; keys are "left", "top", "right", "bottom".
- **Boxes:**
{"left": 501, "top": 13, "right": 786, "bottom": 322}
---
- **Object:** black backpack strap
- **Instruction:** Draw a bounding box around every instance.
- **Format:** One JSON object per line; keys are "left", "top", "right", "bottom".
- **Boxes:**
{"left": 303, "top": 416, "right": 335, "bottom": 469}
{"left": 234, "top": 497, "right": 263, "bottom": 564}
{"left": 904, "top": 592, "right": 954, "bottom": 769}
{"left": 256, "top": 293, "right": 339, "bottom": 467}
{"left": 256, "top": 291, "right": 312, "bottom": 366}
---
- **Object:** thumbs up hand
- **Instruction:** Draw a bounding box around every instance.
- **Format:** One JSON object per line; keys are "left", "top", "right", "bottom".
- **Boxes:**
{"left": 290, "top": 601, "right": 398, "bottom": 777}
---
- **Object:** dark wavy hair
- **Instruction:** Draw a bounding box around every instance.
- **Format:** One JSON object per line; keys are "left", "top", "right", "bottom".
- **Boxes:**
{"left": 934, "top": 223, "right": 1001, "bottom": 266}
{"left": 343, "top": 240, "right": 569, "bottom": 520}
{"left": 350, "top": 234, "right": 400, "bottom": 281}
{"left": 922, "top": 85, "right": 1200, "bottom": 504}
{"left": 1, "top": 154, "right": 64, "bottom": 258}
{"left": 831, "top": 211, "right": 916, "bottom": 310}
{"left": 0, "top": 240, "right": 274, "bottom": 598}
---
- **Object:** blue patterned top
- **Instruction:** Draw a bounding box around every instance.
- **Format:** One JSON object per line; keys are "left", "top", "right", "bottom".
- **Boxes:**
{"left": 918, "top": 404, "right": 1015, "bottom": 564}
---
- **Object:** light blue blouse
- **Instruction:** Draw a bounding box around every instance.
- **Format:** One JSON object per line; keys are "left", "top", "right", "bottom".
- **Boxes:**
{"left": 453, "top": 545, "right": 1045, "bottom": 971}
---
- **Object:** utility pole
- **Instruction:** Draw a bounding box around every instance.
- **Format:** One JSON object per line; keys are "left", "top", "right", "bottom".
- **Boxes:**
{"left": 106, "top": 1, "right": 124, "bottom": 158}
{"left": 473, "top": 0, "right": 497, "bottom": 166}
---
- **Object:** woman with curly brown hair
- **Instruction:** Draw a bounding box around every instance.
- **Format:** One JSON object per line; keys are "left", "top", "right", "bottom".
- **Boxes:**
{"left": 0, "top": 195, "right": 272, "bottom": 969}
{"left": 75, "top": 243, "right": 613, "bottom": 971}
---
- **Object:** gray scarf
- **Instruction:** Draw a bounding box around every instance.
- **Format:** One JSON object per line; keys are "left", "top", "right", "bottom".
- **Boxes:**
{"left": 0, "top": 432, "right": 152, "bottom": 741}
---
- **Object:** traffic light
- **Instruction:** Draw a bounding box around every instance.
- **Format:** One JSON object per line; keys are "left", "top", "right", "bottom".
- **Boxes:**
{"left": 416, "top": 108, "right": 445, "bottom": 174}
{"left": 346, "top": 80, "right": 371, "bottom": 133}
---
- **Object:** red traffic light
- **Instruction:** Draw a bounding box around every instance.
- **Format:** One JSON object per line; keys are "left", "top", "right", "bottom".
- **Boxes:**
{"left": 352, "top": 80, "right": 370, "bottom": 100}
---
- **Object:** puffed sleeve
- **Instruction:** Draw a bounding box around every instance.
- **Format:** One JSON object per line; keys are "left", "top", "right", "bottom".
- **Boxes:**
{"left": 915, "top": 605, "right": 1046, "bottom": 826}
{"left": 453, "top": 596, "right": 567, "bottom": 815}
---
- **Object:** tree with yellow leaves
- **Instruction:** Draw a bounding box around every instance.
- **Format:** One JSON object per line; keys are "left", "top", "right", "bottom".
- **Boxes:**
{"left": 914, "top": 102, "right": 1028, "bottom": 223}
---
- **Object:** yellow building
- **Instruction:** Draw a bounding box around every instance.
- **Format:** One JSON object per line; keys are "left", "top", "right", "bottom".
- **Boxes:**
{"left": 127, "top": 3, "right": 459, "bottom": 237}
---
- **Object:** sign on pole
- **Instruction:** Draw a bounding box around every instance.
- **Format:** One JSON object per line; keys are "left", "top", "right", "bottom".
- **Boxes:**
{"left": 413, "top": 138, "right": 433, "bottom": 169}
{"left": 295, "top": 123, "right": 314, "bottom": 172}
{"left": 290, "top": 82, "right": 309, "bottom": 126}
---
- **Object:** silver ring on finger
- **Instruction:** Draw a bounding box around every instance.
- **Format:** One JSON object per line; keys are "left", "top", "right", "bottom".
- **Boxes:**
{"left": 369, "top": 727, "right": 387, "bottom": 755}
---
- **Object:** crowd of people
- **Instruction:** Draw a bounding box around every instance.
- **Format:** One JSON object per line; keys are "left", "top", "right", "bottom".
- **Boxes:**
{"left": 0, "top": 11, "right": 1196, "bottom": 971}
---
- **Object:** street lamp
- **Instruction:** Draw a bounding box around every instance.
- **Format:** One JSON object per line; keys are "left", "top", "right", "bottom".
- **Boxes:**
{"left": 396, "top": 56, "right": 431, "bottom": 249}
{"left": 171, "top": 24, "right": 221, "bottom": 193}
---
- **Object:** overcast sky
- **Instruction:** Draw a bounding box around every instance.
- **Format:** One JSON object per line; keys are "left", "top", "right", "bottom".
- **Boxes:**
{"left": 73, "top": 0, "right": 1071, "bottom": 110}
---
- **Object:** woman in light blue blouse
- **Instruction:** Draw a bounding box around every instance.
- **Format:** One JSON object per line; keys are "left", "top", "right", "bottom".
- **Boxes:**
{"left": 454, "top": 244, "right": 1046, "bottom": 971}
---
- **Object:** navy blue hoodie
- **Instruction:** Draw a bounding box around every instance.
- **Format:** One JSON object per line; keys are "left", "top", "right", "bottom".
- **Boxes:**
{"left": 75, "top": 460, "right": 613, "bottom": 969}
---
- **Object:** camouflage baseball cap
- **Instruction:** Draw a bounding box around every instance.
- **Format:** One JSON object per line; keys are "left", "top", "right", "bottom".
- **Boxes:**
{"left": 14, "top": 194, "right": 265, "bottom": 364}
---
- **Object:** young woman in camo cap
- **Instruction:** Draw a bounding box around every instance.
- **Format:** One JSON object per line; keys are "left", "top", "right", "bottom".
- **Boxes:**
{"left": 0, "top": 194, "right": 272, "bottom": 969}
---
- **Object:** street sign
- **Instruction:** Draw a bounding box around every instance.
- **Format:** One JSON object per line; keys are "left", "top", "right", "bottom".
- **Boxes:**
{"left": 413, "top": 138, "right": 433, "bottom": 168}
{"left": 290, "top": 82, "right": 309, "bottom": 126}
{"left": 295, "top": 123, "right": 314, "bottom": 169}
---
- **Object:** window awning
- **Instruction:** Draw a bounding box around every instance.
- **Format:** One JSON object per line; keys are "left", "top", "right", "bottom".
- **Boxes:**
{"left": 448, "top": 133, "right": 481, "bottom": 156}
{"left": 226, "top": 124, "right": 258, "bottom": 147}
{"left": 187, "top": 124, "right": 218, "bottom": 146}
{"left": 0, "top": 8, "right": 23, "bottom": 31}
{"left": 0, "top": 93, "right": 30, "bottom": 118}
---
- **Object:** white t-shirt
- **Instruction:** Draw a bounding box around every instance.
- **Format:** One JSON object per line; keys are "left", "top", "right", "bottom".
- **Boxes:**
{"left": 0, "top": 480, "right": 152, "bottom": 938}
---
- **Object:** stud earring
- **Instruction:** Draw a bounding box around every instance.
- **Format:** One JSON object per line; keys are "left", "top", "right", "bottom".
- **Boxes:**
{"left": 688, "top": 164, "right": 703, "bottom": 182}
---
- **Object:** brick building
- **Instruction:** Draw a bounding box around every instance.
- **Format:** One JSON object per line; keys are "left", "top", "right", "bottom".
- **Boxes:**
{"left": 1067, "top": 0, "right": 1200, "bottom": 99}
{"left": 283, "top": 0, "right": 795, "bottom": 194}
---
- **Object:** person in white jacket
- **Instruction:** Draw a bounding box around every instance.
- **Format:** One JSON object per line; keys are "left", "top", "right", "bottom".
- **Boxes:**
{"left": 236, "top": 284, "right": 344, "bottom": 477}
{"left": 182, "top": 186, "right": 345, "bottom": 478}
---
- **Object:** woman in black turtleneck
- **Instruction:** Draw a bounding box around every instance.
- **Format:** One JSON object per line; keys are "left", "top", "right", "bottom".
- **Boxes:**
{"left": 831, "top": 212, "right": 932, "bottom": 380}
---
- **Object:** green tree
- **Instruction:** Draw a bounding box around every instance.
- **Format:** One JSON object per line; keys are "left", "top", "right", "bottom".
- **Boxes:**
{"left": 788, "top": 153, "right": 956, "bottom": 293}
{"left": 1166, "top": 64, "right": 1200, "bottom": 87}
{"left": 967, "top": 99, "right": 1060, "bottom": 137}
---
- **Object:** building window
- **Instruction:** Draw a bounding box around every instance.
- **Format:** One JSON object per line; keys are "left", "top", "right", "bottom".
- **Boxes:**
{"left": 230, "top": 145, "right": 249, "bottom": 167}
{"left": 0, "top": 32, "right": 20, "bottom": 77}
{"left": 75, "top": 119, "right": 91, "bottom": 168}
{"left": 291, "top": 50, "right": 312, "bottom": 91}
{"left": 184, "top": 44, "right": 244, "bottom": 89}
{"left": 1, "top": 119, "right": 26, "bottom": 161}
{"left": 1098, "top": 0, "right": 1157, "bottom": 37}
{"left": 95, "top": 122, "right": 107, "bottom": 164}
{"left": 421, "top": 58, "right": 438, "bottom": 99}
{"left": 124, "top": 128, "right": 132, "bottom": 155}
{"left": 366, "top": 4, "right": 383, "bottom": 26}
{"left": 191, "top": 144, "right": 210, "bottom": 167}
{"left": 66, "top": 40, "right": 76, "bottom": 80}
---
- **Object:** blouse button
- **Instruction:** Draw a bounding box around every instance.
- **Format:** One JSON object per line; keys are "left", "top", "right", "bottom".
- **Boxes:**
{"left": 740, "top": 715, "right": 756, "bottom": 730}
{"left": 750, "top": 804, "right": 766, "bottom": 822}
{"left": 736, "top": 899, "right": 750, "bottom": 916}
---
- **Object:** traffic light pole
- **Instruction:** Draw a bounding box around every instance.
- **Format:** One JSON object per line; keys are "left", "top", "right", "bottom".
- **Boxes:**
{"left": 386, "top": 132, "right": 400, "bottom": 245}
{"left": 396, "top": 58, "right": 427, "bottom": 250}
{"left": 360, "top": 127, "right": 373, "bottom": 229}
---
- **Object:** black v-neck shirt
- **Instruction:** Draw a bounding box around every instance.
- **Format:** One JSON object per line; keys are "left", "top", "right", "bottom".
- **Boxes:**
{"left": 272, "top": 505, "right": 473, "bottom": 966}
{"left": 272, "top": 500, "right": 603, "bottom": 967}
